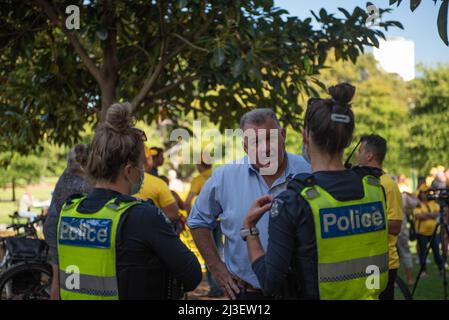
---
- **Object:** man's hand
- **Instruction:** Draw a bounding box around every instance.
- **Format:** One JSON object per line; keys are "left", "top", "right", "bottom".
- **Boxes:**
{"left": 209, "top": 261, "right": 240, "bottom": 300}
{"left": 244, "top": 195, "right": 273, "bottom": 228}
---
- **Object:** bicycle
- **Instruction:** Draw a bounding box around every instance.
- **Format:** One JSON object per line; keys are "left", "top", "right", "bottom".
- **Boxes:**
{"left": 0, "top": 215, "right": 52, "bottom": 300}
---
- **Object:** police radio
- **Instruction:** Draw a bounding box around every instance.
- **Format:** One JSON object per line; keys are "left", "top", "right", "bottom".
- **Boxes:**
{"left": 344, "top": 138, "right": 362, "bottom": 169}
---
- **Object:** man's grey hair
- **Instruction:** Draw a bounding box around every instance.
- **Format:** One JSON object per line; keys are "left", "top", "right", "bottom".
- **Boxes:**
{"left": 239, "top": 108, "right": 281, "bottom": 130}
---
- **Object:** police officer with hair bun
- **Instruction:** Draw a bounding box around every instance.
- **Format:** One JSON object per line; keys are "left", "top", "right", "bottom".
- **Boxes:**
{"left": 243, "top": 83, "right": 389, "bottom": 300}
{"left": 56, "top": 102, "right": 201, "bottom": 300}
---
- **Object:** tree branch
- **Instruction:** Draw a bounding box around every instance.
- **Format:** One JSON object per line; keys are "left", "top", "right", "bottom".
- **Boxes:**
{"left": 169, "top": 33, "right": 209, "bottom": 53}
{"left": 131, "top": 0, "right": 168, "bottom": 111}
{"left": 149, "top": 74, "right": 200, "bottom": 98}
{"left": 34, "top": 0, "right": 104, "bottom": 86}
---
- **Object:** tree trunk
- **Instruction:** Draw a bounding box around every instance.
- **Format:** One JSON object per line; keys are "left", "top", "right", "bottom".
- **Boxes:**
{"left": 100, "top": 81, "right": 117, "bottom": 122}
{"left": 12, "top": 177, "right": 16, "bottom": 202}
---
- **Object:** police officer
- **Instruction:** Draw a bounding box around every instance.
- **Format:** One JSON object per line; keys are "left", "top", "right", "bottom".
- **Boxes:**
{"left": 56, "top": 102, "right": 201, "bottom": 300}
{"left": 243, "top": 83, "right": 389, "bottom": 299}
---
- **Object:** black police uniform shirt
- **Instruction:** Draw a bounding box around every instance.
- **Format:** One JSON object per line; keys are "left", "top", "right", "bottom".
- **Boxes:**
{"left": 67, "top": 188, "right": 202, "bottom": 299}
{"left": 251, "top": 166, "right": 383, "bottom": 299}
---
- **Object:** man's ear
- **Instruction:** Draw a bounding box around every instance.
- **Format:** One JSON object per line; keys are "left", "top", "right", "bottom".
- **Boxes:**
{"left": 242, "top": 137, "right": 248, "bottom": 154}
{"left": 280, "top": 127, "right": 286, "bottom": 141}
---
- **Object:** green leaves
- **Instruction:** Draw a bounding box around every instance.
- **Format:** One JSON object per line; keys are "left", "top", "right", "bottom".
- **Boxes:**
{"left": 410, "top": 0, "right": 422, "bottom": 12}
{"left": 0, "top": 0, "right": 401, "bottom": 154}
{"left": 438, "top": 0, "right": 449, "bottom": 45}
{"left": 393, "top": 0, "right": 448, "bottom": 45}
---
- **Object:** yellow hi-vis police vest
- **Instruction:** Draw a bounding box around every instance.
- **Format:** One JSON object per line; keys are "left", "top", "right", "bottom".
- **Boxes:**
{"left": 57, "top": 196, "right": 140, "bottom": 300}
{"left": 300, "top": 175, "right": 389, "bottom": 300}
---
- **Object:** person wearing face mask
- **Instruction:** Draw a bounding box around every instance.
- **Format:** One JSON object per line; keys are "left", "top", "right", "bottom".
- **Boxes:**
{"left": 56, "top": 103, "right": 201, "bottom": 300}
{"left": 244, "top": 83, "right": 389, "bottom": 299}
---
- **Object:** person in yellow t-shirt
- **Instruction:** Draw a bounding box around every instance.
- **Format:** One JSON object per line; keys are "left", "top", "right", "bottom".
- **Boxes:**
{"left": 133, "top": 147, "right": 179, "bottom": 221}
{"left": 185, "top": 160, "right": 223, "bottom": 297}
{"left": 414, "top": 184, "right": 444, "bottom": 275}
{"left": 185, "top": 162, "right": 212, "bottom": 215}
{"left": 356, "top": 134, "right": 402, "bottom": 300}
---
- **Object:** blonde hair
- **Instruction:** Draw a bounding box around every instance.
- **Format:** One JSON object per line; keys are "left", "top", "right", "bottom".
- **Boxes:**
{"left": 84, "top": 102, "right": 145, "bottom": 182}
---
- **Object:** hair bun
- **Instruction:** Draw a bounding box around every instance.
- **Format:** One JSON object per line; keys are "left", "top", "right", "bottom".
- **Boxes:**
{"left": 74, "top": 143, "right": 88, "bottom": 167}
{"left": 328, "top": 82, "right": 355, "bottom": 106}
{"left": 105, "top": 102, "right": 133, "bottom": 134}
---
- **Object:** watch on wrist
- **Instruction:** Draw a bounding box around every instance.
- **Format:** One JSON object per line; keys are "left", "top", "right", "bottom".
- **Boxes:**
{"left": 240, "top": 226, "right": 259, "bottom": 241}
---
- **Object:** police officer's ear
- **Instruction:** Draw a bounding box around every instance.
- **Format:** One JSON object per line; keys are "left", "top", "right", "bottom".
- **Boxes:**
{"left": 302, "top": 129, "right": 310, "bottom": 147}
{"left": 123, "top": 163, "right": 135, "bottom": 183}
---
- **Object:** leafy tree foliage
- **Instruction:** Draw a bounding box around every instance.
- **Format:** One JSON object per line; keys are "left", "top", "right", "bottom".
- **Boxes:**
{"left": 409, "top": 64, "right": 449, "bottom": 174}
{"left": 0, "top": 0, "right": 401, "bottom": 154}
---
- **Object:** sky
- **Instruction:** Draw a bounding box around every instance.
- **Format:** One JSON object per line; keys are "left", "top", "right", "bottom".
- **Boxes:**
{"left": 274, "top": 0, "right": 449, "bottom": 67}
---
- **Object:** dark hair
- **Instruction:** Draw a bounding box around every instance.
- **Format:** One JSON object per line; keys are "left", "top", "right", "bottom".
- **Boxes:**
{"left": 360, "top": 134, "right": 387, "bottom": 164}
{"left": 304, "top": 82, "right": 356, "bottom": 154}
{"left": 150, "top": 147, "right": 164, "bottom": 157}
{"left": 84, "top": 103, "right": 146, "bottom": 182}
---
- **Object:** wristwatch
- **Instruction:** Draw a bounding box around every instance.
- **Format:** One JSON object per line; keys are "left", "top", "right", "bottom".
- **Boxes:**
{"left": 240, "top": 226, "right": 259, "bottom": 241}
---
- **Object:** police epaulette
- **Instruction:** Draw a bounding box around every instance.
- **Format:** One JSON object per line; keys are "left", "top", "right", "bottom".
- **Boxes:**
{"left": 287, "top": 173, "right": 316, "bottom": 192}
{"left": 64, "top": 193, "right": 87, "bottom": 206}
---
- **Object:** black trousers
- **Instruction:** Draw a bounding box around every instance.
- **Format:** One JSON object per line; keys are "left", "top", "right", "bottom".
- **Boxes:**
{"left": 379, "top": 269, "right": 397, "bottom": 300}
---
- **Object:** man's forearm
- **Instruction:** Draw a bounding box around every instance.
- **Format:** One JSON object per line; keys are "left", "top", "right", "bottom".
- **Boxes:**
{"left": 190, "top": 227, "right": 221, "bottom": 267}
{"left": 162, "top": 202, "right": 180, "bottom": 221}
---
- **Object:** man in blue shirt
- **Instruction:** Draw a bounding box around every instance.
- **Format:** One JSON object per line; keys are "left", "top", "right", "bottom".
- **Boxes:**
{"left": 188, "top": 109, "right": 310, "bottom": 300}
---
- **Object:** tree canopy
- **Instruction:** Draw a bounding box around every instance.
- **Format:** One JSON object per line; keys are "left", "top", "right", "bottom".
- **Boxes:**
{"left": 408, "top": 64, "right": 449, "bottom": 174}
{"left": 0, "top": 0, "right": 401, "bottom": 155}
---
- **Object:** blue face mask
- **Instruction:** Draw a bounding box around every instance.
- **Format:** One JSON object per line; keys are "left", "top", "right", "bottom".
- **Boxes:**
{"left": 130, "top": 167, "right": 145, "bottom": 195}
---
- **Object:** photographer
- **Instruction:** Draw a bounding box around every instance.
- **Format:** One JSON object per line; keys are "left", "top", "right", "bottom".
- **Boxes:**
{"left": 414, "top": 184, "right": 444, "bottom": 276}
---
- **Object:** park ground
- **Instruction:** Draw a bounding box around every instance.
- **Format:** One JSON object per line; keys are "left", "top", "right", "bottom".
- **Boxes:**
{"left": 0, "top": 178, "right": 446, "bottom": 300}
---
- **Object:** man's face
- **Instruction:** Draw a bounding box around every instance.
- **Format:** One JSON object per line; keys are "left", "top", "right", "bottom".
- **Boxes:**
{"left": 144, "top": 155, "right": 153, "bottom": 173}
{"left": 153, "top": 152, "right": 164, "bottom": 167}
{"left": 243, "top": 118, "right": 286, "bottom": 175}
{"left": 356, "top": 142, "right": 372, "bottom": 166}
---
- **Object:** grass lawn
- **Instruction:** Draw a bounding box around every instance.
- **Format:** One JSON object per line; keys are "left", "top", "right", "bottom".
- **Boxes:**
{"left": 0, "top": 177, "right": 446, "bottom": 300}
{"left": 395, "top": 253, "right": 448, "bottom": 300}
{"left": 0, "top": 178, "right": 56, "bottom": 225}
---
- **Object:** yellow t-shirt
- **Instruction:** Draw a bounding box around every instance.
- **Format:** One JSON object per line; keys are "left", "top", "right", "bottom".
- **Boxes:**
{"left": 134, "top": 172, "right": 175, "bottom": 208}
{"left": 189, "top": 168, "right": 212, "bottom": 196}
{"left": 414, "top": 201, "right": 440, "bottom": 236}
{"left": 380, "top": 174, "right": 403, "bottom": 270}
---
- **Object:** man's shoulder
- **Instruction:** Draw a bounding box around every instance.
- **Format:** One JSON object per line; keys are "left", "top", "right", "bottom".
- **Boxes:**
{"left": 286, "top": 153, "right": 311, "bottom": 173}
{"left": 380, "top": 173, "right": 400, "bottom": 192}
{"left": 144, "top": 172, "right": 167, "bottom": 189}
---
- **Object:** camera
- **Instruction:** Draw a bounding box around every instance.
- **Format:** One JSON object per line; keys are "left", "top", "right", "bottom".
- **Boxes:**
{"left": 426, "top": 188, "right": 449, "bottom": 202}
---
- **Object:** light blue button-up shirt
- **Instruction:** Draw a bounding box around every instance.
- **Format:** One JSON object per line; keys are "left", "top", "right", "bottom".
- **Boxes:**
{"left": 187, "top": 153, "right": 311, "bottom": 288}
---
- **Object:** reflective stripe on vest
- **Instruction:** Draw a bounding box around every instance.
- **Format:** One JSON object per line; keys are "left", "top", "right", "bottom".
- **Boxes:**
{"left": 60, "top": 271, "right": 118, "bottom": 297}
{"left": 301, "top": 175, "right": 389, "bottom": 300}
{"left": 319, "top": 253, "right": 388, "bottom": 282}
{"left": 57, "top": 196, "right": 140, "bottom": 300}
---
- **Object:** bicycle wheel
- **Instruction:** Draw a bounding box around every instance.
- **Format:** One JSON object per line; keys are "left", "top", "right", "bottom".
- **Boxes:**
{"left": 0, "top": 261, "right": 52, "bottom": 300}
{"left": 395, "top": 275, "right": 413, "bottom": 300}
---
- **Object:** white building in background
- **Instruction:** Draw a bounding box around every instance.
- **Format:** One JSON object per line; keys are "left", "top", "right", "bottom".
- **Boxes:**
{"left": 373, "top": 37, "right": 415, "bottom": 81}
